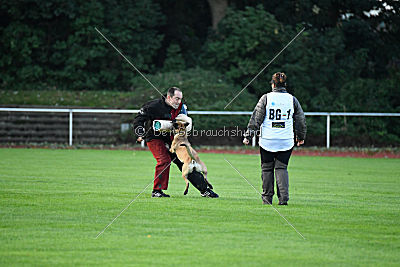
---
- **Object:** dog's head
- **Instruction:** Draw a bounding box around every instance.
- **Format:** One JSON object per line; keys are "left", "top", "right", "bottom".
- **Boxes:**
{"left": 172, "top": 121, "right": 190, "bottom": 137}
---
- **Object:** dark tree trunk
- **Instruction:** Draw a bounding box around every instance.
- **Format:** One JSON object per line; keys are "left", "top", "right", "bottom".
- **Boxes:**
{"left": 207, "top": 0, "right": 228, "bottom": 30}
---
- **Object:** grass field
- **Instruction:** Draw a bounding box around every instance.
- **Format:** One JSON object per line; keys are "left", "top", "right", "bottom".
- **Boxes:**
{"left": 1, "top": 148, "right": 399, "bottom": 266}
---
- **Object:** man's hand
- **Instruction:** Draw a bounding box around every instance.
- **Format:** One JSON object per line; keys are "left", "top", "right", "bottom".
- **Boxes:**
{"left": 134, "top": 126, "right": 145, "bottom": 143}
{"left": 296, "top": 140, "right": 304, "bottom": 146}
{"left": 243, "top": 138, "right": 250, "bottom": 145}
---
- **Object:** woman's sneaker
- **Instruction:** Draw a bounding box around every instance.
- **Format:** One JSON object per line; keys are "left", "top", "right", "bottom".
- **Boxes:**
{"left": 262, "top": 196, "right": 272, "bottom": 205}
{"left": 152, "top": 190, "right": 170, "bottom": 197}
{"left": 201, "top": 188, "right": 219, "bottom": 198}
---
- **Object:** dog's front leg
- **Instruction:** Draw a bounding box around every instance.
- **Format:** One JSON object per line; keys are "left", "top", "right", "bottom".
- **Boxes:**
{"left": 169, "top": 140, "right": 177, "bottom": 153}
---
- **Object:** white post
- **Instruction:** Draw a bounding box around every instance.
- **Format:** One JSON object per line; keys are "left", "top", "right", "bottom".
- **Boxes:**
{"left": 326, "top": 114, "right": 330, "bottom": 149}
{"left": 252, "top": 136, "right": 256, "bottom": 147}
{"left": 69, "top": 110, "right": 73, "bottom": 146}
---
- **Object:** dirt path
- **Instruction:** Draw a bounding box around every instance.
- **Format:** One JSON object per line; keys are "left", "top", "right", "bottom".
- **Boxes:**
{"left": 1, "top": 145, "right": 399, "bottom": 158}
{"left": 196, "top": 148, "right": 400, "bottom": 158}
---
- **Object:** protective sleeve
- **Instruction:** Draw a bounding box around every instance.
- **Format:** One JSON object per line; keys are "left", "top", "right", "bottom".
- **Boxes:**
{"left": 175, "top": 114, "right": 193, "bottom": 132}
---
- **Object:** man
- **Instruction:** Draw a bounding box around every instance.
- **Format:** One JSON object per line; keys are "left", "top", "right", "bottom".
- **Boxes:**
{"left": 133, "top": 87, "right": 217, "bottom": 198}
{"left": 243, "top": 72, "right": 306, "bottom": 205}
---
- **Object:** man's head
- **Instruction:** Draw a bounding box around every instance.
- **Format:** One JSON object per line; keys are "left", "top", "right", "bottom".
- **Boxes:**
{"left": 270, "top": 72, "right": 287, "bottom": 89}
{"left": 166, "top": 87, "right": 183, "bottom": 109}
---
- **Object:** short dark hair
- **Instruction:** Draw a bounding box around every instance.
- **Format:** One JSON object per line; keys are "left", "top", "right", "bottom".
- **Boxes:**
{"left": 271, "top": 72, "right": 287, "bottom": 87}
{"left": 167, "top": 87, "right": 181, "bottom": 97}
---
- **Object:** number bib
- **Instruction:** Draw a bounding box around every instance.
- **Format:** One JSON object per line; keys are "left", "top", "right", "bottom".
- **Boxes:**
{"left": 261, "top": 92, "right": 294, "bottom": 140}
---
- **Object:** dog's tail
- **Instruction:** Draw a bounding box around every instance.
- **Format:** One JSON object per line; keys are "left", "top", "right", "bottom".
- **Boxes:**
{"left": 181, "top": 144, "right": 195, "bottom": 161}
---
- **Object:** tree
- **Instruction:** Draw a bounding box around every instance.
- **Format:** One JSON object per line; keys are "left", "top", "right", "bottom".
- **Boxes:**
{"left": 207, "top": 0, "right": 228, "bottom": 30}
{"left": 201, "top": 5, "right": 299, "bottom": 97}
{"left": 154, "top": 0, "right": 211, "bottom": 68}
{"left": 0, "top": 0, "right": 165, "bottom": 91}
{"left": 162, "top": 43, "right": 186, "bottom": 71}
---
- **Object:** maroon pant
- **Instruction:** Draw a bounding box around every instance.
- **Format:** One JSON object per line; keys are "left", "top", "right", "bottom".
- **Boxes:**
{"left": 147, "top": 139, "right": 173, "bottom": 190}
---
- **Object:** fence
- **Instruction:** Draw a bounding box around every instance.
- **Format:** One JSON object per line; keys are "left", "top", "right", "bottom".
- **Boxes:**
{"left": 0, "top": 108, "right": 399, "bottom": 148}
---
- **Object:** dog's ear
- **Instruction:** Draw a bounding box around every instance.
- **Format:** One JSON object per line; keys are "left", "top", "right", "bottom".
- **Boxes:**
{"left": 173, "top": 122, "right": 179, "bottom": 129}
{"left": 184, "top": 122, "right": 190, "bottom": 127}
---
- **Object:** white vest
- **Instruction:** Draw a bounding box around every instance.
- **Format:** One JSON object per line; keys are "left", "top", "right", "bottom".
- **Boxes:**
{"left": 261, "top": 92, "right": 294, "bottom": 141}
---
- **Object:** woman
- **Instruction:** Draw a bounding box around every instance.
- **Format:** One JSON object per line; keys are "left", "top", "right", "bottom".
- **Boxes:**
{"left": 243, "top": 72, "right": 306, "bottom": 205}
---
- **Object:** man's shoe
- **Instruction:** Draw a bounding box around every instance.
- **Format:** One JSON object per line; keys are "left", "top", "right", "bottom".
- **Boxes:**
{"left": 152, "top": 190, "right": 170, "bottom": 198}
{"left": 201, "top": 188, "right": 219, "bottom": 198}
{"left": 278, "top": 202, "right": 288, "bottom": 205}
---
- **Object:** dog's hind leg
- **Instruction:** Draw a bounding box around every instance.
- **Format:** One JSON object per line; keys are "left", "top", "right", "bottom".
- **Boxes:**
{"left": 182, "top": 163, "right": 190, "bottom": 195}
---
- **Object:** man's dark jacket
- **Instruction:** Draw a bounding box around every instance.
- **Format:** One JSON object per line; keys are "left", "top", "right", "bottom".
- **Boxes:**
{"left": 133, "top": 97, "right": 187, "bottom": 143}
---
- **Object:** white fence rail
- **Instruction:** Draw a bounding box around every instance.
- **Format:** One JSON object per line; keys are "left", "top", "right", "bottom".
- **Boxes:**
{"left": 0, "top": 108, "right": 399, "bottom": 148}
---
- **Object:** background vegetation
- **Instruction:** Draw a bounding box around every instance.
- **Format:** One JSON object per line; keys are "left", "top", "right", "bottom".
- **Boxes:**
{"left": 1, "top": 0, "right": 399, "bottom": 145}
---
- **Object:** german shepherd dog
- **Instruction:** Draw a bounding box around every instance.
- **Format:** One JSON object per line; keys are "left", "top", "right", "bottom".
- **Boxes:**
{"left": 169, "top": 121, "right": 213, "bottom": 195}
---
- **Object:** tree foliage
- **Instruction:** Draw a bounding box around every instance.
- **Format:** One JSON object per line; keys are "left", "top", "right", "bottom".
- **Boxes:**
{"left": 0, "top": 0, "right": 164, "bottom": 90}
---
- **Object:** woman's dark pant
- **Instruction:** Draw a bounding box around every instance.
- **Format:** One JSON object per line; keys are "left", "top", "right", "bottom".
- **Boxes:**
{"left": 260, "top": 146, "right": 293, "bottom": 204}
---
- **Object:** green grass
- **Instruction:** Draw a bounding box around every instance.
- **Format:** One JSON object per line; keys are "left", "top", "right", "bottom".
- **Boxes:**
{"left": 0, "top": 90, "right": 136, "bottom": 108}
{"left": 1, "top": 148, "right": 399, "bottom": 266}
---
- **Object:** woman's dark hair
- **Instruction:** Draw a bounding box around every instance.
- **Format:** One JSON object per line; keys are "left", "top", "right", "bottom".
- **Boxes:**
{"left": 271, "top": 72, "right": 287, "bottom": 87}
{"left": 167, "top": 86, "right": 181, "bottom": 97}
